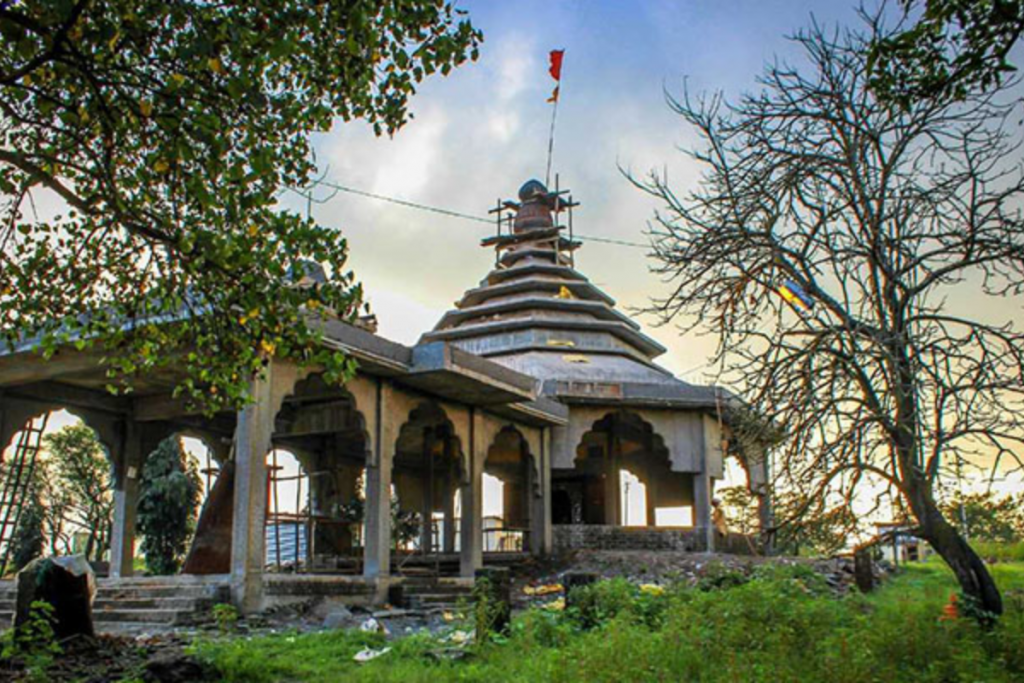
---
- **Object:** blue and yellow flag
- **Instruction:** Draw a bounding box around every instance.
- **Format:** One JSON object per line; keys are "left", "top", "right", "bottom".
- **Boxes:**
{"left": 778, "top": 279, "right": 814, "bottom": 310}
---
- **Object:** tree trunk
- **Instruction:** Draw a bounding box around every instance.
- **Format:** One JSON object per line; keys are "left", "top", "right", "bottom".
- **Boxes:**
{"left": 909, "top": 483, "right": 1002, "bottom": 619}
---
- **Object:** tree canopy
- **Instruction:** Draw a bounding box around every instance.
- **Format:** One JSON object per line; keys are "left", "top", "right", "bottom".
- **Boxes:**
{"left": 869, "top": 0, "right": 1024, "bottom": 104}
{"left": 0, "top": 1, "right": 481, "bottom": 410}
{"left": 42, "top": 423, "right": 113, "bottom": 562}
{"left": 638, "top": 13, "right": 1024, "bottom": 617}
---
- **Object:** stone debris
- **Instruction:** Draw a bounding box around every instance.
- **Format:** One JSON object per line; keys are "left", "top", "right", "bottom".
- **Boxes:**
{"left": 321, "top": 607, "right": 355, "bottom": 629}
{"left": 515, "top": 550, "right": 894, "bottom": 607}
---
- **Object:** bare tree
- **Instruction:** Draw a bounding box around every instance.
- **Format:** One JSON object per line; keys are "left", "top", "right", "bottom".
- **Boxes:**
{"left": 636, "top": 13, "right": 1024, "bottom": 617}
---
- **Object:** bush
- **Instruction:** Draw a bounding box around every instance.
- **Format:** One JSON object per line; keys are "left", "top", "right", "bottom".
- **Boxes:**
{"left": 197, "top": 561, "right": 1024, "bottom": 683}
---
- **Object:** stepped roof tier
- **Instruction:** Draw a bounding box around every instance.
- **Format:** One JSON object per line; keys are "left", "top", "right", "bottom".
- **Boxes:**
{"left": 420, "top": 179, "right": 721, "bottom": 409}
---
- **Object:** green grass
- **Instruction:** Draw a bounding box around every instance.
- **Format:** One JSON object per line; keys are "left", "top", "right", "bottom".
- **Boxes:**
{"left": 195, "top": 559, "right": 1024, "bottom": 683}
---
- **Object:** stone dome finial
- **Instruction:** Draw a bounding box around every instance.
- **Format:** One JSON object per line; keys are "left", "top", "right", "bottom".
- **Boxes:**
{"left": 518, "top": 179, "right": 548, "bottom": 202}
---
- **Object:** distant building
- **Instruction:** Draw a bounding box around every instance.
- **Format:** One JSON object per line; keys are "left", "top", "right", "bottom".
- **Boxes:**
{"left": 872, "top": 522, "right": 932, "bottom": 564}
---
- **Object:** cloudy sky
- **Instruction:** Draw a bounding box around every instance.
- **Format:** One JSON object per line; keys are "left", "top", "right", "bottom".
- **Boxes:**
{"left": 278, "top": 0, "right": 867, "bottom": 382}
{"left": 270, "top": 0, "right": 1024, "bottom": 500}
{"left": 17, "top": 2, "right": 1023, "bottom": 520}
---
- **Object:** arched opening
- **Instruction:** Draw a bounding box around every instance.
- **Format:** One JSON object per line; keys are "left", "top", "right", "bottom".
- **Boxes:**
{"left": 553, "top": 411, "right": 695, "bottom": 528}
{"left": 392, "top": 402, "right": 464, "bottom": 560}
{"left": 0, "top": 409, "right": 115, "bottom": 574}
{"left": 266, "top": 374, "right": 372, "bottom": 574}
{"left": 482, "top": 427, "right": 533, "bottom": 552}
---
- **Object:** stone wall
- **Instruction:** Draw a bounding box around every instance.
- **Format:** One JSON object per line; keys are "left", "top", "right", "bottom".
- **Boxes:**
{"left": 552, "top": 525, "right": 709, "bottom": 553}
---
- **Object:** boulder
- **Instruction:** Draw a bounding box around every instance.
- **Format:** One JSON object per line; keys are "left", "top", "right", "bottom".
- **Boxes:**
{"left": 15, "top": 555, "right": 96, "bottom": 640}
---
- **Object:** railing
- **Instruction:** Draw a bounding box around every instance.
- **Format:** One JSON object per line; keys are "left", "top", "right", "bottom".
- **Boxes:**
{"left": 265, "top": 512, "right": 363, "bottom": 573}
{"left": 483, "top": 526, "right": 529, "bottom": 553}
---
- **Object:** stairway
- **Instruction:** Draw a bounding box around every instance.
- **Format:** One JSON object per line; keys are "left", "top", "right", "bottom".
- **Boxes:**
{"left": 400, "top": 577, "right": 473, "bottom": 612}
{"left": 92, "top": 576, "right": 230, "bottom": 635}
{"left": 0, "top": 576, "right": 230, "bottom": 635}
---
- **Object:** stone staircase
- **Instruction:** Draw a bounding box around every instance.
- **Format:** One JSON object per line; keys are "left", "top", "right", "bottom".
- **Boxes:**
{"left": 400, "top": 577, "right": 473, "bottom": 612}
{"left": 92, "top": 576, "right": 230, "bottom": 634}
{"left": 0, "top": 576, "right": 231, "bottom": 635}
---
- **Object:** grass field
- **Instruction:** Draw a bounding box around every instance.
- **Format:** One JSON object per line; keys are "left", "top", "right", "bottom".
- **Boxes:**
{"left": 196, "top": 559, "right": 1024, "bottom": 683}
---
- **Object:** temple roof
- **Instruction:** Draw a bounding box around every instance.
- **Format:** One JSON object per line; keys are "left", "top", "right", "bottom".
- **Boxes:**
{"left": 420, "top": 179, "right": 719, "bottom": 409}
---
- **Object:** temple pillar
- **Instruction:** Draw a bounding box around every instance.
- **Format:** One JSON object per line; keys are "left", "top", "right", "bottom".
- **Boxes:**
{"left": 694, "top": 469, "right": 714, "bottom": 552}
{"left": 363, "top": 380, "right": 393, "bottom": 579}
{"left": 442, "top": 435, "right": 457, "bottom": 553}
{"left": 459, "top": 408, "right": 482, "bottom": 577}
{"left": 603, "top": 431, "right": 620, "bottom": 526}
{"left": 529, "top": 427, "right": 552, "bottom": 555}
{"left": 419, "top": 427, "right": 435, "bottom": 553}
{"left": 230, "top": 367, "right": 275, "bottom": 612}
{"left": 109, "top": 419, "right": 142, "bottom": 578}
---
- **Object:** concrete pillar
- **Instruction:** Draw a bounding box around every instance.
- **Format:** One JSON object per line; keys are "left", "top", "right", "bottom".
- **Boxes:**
{"left": 230, "top": 366, "right": 275, "bottom": 612}
{"left": 694, "top": 469, "right": 714, "bottom": 552}
{"left": 603, "top": 431, "right": 620, "bottom": 526}
{"left": 109, "top": 420, "right": 143, "bottom": 578}
{"left": 530, "top": 426, "right": 552, "bottom": 555}
{"left": 419, "top": 427, "right": 434, "bottom": 553}
{"left": 363, "top": 380, "right": 392, "bottom": 579}
{"left": 442, "top": 435, "right": 456, "bottom": 554}
{"left": 460, "top": 408, "right": 482, "bottom": 577}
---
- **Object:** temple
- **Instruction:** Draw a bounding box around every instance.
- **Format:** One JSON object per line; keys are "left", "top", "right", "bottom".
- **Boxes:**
{"left": 0, "top": 179, "right": 769, "bottom": 618}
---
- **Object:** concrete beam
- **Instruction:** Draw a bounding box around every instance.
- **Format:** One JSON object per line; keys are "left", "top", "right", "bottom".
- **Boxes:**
{"left": 5, "top": 382, "right": 130, "bottom": 416}
{"left": 0, "top": 349, "right": 109, "bottom": 387}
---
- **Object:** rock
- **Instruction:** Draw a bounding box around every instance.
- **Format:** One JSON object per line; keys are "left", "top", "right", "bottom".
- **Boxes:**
{"left": 144, "top": 653, "right": 212, "bottom": 683}
{"left": 322, "top": 607, "right": 354, "bottom": 629}
{"left": 853, "top": 548, "right": 875, "bottom": 593}
{"left": 16, "top": 555, "right": 96, "bottom": 640}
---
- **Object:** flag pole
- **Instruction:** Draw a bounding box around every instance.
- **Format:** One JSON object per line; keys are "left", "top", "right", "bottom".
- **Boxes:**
{"left": 545, "top": 91, "right": 559, "bottom": 188}
{"left": 545, "top": 50, "right": 564, "bottom": 188}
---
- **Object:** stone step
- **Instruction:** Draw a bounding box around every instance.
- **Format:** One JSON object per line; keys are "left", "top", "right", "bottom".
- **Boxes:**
{"left": 96, "top": 585, "right": 220, "bottom": 600}
{"left": 93, "top": 621, "right": 178, "bottom": 636}
{"left": 93, "top": 597, "right": 205, "bottom": 611}
{"left": 412, "top": 593, "right": 471, "bottom": 605}
{"left": 90, "top": 608, "right": 184, "bottom": 625}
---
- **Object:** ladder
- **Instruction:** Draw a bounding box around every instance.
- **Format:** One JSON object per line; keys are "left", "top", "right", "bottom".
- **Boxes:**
{"left": 0, "top": 414, "right": 49, "bottom": 574}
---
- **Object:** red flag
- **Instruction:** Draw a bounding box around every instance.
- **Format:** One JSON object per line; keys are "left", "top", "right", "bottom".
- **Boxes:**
{"left": 549, "top": 49, "right": 565, "bottom": 81}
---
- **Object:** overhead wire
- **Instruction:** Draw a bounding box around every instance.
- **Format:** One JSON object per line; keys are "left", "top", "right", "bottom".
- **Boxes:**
{"left": 289, "top": 181, "right": 650, "bottom": 249}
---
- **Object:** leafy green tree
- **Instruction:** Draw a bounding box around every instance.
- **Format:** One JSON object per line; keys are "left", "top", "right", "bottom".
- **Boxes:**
{"left": 869, "top": 0, "right": 1024, "bottom": 104}
{"left": 137, "top": 436, "right": 201, "bottom": 575}
{"left": 9, "top": 491, "right": 45, "bottom": 572}
{"left": 942, "top": 492, "right": 1024, "bottom": 543}
{"left": 0, "top": 1, "right": 481, "bottom": 412}
{"left": 43, "top": 425, "right": 113, "bottom": 562}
